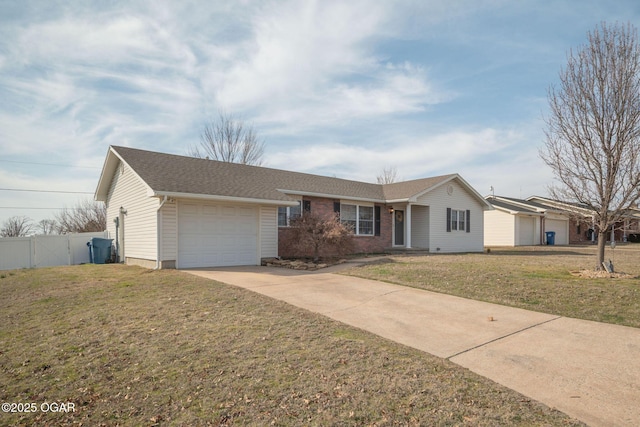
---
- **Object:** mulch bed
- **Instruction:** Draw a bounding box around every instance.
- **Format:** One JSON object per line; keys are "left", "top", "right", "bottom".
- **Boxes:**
{"left": 261, "top": 257, "right": 347, "bottom": 271}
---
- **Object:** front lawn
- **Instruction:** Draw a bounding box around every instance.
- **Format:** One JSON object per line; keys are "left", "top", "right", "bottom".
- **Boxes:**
{"left": 344, "top": 245, "right": 640, "bottom": 328}
{"left": 0, "top": 264, "right": 583, "bottom": 426}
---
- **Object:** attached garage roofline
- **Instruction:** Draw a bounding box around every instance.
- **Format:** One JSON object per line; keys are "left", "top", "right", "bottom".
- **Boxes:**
{"left": 278, "top": 189, "right": 385, "bottom": 204}
{"left": 153, "top": 191, "right": 299, "bottom": 206}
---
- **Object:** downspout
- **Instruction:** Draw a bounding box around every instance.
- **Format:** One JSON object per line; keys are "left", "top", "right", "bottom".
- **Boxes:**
{"left": 156, "top": 196, "right": 168, "bottom": 270}
{"left": 405, "top": 204, "right": 412, "bottom": 249}
{"left": 113, "top": 217, "right": 120, "bottom": 263}
{"left": 118, "top": 207, "right": 127, "bottom": 263}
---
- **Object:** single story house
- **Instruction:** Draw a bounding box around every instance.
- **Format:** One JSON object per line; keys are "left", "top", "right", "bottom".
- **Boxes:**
{"left": 484, "top": 195, "right": 640, "bottom": 246}
{"left": 527, "top": 196, "right": 640, "bottom": 243}
{"left": 483, "top": 196, "right": 545, "bottom": 246}
{"left": 95, "top": 146, "right": 491, "bottom": 269}
{"left": 484, "top": 195, "right": 577, "bottom": 246}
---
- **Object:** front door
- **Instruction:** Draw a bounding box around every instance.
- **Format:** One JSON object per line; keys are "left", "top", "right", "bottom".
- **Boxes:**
{"left": 394, "top": 210, "right": 404, "bottom": 246}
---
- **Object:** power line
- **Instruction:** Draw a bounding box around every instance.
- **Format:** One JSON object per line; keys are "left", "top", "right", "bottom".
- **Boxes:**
{"left": 0, "top": 159, "right": 101, "bottom": 169}
{"left": 0, "top": 188, "right": 94, "bottom": 194}
{"left": 0, "top": 207, "right": 70, "bottom": 210}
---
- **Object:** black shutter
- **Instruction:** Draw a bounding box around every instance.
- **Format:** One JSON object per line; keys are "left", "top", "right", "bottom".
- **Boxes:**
{"left": 466, "top": 209, "right": 471, "bottom": 233}
{"left": 446, "top": 208, "right": 451, "bottom": 232}
{"left": 374, "top": 206, "right": 381, "bottom": 236}
{"left": 303, "top": 200, "right": 311, "bottom": 213}
{"left": 334, "top": 201, "right": 341, "bottom": 213}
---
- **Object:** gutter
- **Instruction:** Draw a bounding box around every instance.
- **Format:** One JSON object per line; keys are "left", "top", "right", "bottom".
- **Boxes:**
{"left": 152, "top": 191, "right": 299, "bottom": 207}
{"left": 278, "top": 189, "right": 386, "bottom": 204}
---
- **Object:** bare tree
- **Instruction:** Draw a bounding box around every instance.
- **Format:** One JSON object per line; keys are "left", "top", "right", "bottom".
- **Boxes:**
{"left": 55, "top": 199, "right": 107, "bottom": 234}
{"left": 541, "top": 22, "right": 640, "bottom": 270}
{"left": 1, "top": 216, "right": 33, "bottom": 237}
{"left": 376, "top": 166, "right": 398, "bottom": 184}
{"left": 189, "top": 111, "right": 265, "bottom": 165}
{"left": 38, "top": 219, "right": 58, "bottom": 235}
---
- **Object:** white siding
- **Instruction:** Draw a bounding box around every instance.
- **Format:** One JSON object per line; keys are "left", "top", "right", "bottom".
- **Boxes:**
{"left": 546, "top": 215, "right": 569, "bottom": 245}
{"left": 177, "top": 200, "right": 259, "bottom": 268}
{"left": 419, "top": 180, "right": 485, "bottom": 253}
{"left": 106, "top": 161, "right": 159, "bottom": 262}
{"left": 484, "top": 210, "right": 516, "bottom": 246}
{"left": 411, "top": 205, "right": 429, "bottom": 248}
{"left": 160, "top": 201, "right": 177, "bottom": 261}
{"left": 260, "top": 206, "right": 278, "bottom": 258}
{"left": 517, "top": 216, "right": 536, "bottom": 245}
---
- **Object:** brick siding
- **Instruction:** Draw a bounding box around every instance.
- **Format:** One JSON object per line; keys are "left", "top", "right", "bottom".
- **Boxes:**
{"left": 278, "top": 196, "right": 392, "bottom": 257}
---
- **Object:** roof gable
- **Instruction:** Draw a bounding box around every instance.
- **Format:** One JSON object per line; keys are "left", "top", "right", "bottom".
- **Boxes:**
{"left": 485, "top": 196, "right": 543, "bottom": 215}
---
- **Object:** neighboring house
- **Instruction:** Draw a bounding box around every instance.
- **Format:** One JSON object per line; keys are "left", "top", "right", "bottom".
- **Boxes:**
{"left": 525, "top": 196, "right": 593, "bottom": 244}
{"left": 485, "top": 195, "right": 640, "bottom": 246}
{"left": 483, "top": 196, "right": 544, "bottom": 246}
{"left": 528, "top": 196, "right": 640, "bottom": 243}
{"left": 95, "top": 146, "right": 491, "bottom": 269}
{"left": 484, "top": 196, "right": 578, "bottom": 246}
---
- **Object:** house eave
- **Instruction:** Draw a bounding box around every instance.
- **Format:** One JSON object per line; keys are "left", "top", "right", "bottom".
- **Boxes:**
{"left": 278, "top": 189, "right": 386, "bottom": 204}
{"left": 152, "top": 191, "right": 299, "bottom": 206}
{"left": 491, "top": 205, "right": 543, "bottom": 216}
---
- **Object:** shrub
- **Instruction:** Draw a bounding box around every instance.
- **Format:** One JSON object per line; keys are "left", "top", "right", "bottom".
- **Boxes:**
{"left": 280, "top": 212, "right": 355, "bottom": 262}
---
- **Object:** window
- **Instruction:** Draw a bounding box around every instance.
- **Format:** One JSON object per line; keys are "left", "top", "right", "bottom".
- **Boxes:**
{"left": 340, "top": 203, "right": 374, "bottom": 236}
{"left": 278, "top": 201, "right": 301, "bottom": 226}
{"left": 447, "top": 208, "right": 470, "bottom": 233}
{"left": 359, "top": 206, "right": 374, "bottom": 235}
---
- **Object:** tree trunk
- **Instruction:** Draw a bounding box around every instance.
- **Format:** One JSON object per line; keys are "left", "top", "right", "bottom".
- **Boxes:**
{"left": 596, "top": 231, "right": 606, "bottom": 270}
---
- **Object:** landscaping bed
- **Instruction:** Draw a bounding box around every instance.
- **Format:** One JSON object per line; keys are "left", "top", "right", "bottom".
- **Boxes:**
{"left": 261, "top": 257, "right": 344, "bottom": 270}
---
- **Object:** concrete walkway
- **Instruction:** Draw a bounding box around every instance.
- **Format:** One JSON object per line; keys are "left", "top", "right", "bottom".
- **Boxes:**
{"left": 186, "top": 262, "right": 640, "bottom": 427}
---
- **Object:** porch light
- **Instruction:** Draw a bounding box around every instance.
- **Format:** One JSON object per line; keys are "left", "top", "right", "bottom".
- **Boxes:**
{"left": 388, "top": 207, "right": 394, "bottom": 214}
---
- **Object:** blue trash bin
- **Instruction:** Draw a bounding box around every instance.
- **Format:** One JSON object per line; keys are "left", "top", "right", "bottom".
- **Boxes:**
{"left": 545, "top": 231, "right": 556, "bottom": 245}
{"left": 88, "top": 237, "right": 113, "bottom": 264}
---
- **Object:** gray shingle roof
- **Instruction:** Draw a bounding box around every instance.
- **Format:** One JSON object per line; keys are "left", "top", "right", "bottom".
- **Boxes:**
{"left": 104, "top": 146, "right": 465, "bottom": 204}
{"left": 486, "top": 197, "right": 541, "bottom": 213}
{"left": 382, "top": 175, "right": 456, "bottom": 201}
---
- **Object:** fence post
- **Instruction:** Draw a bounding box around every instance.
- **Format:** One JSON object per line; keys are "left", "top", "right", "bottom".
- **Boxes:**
{"left": 68, "top": 235, "right": 72, "bottom": 266}
{"left": 30, "top": 236, "right": 36, "bottom": 268}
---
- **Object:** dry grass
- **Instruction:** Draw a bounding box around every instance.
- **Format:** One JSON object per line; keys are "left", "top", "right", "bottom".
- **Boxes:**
{"left": 0, "top": 264, "right": 583, "bottom": 426}
{"left": 345, "top": 245, "right": 640, "bottom": 328}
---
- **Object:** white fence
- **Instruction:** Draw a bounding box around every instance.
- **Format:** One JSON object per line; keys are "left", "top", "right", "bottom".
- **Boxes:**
{"left": 0, "top": 231, "right": 110, "bottom": 270}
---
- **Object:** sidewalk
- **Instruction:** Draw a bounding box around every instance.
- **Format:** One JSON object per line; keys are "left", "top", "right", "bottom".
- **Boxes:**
{"left": 186, "top": 263, "right": 640, "bottom": 427}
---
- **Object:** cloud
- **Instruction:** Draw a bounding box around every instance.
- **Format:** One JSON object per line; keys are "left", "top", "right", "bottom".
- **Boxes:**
{"left": 265, "top": 127, "right": 515, "bottom": 182}
{"left": 0, "top": 6, "right": 207, "bottom": 160}
{"left": 213, "top": 1, "right": 449, "bottom": 129}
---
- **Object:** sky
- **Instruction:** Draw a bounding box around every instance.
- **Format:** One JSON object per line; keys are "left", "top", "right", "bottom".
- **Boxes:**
{"left": 2, "top": 0, "right": 640, "bottom": 230}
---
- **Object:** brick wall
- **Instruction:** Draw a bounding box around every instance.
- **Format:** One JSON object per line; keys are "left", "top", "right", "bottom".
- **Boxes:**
{"left": 569, "top": 218, "right": 591, "bottom": 244}
{"left": 569, "top": 218, "right": 632, "bottom": 244}
{"left": 278, "top": 196, "right": 393, "bottom": 257}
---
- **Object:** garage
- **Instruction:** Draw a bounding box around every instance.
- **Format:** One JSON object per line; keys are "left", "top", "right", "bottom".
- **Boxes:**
{"left": 546, "top": 218, "right": 569, "bottom": 245}
{"left": 178, "top": 201, "right": 258, "bottom": 268}
{"left": 517, "top": 216, "right": 536, "bottom": 245}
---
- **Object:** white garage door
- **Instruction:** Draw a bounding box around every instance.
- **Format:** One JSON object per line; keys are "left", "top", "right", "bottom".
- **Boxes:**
{"left": 178, "top": 201, "right": 258, "bottom": 268}
{"left": 546, "top": 219, "right": 568, "bottom": 245}
{"left": 518, "top": 216, "right": 536, "bottom": 245}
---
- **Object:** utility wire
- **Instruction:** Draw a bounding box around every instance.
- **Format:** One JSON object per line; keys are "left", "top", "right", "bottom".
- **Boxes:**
{"left": 0, "top": 159, "right": 100, "bottom": 169}
{"left": 0, "top": 207, "right": 71, "bottom": 210}
{"left": 0, "top": 188, "right": 94, "bottom": 194}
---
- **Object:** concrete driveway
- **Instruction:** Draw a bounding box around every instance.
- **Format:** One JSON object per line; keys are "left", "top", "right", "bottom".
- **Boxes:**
{"left": 186, "top": 262, "right": 640, "bottom": 427}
